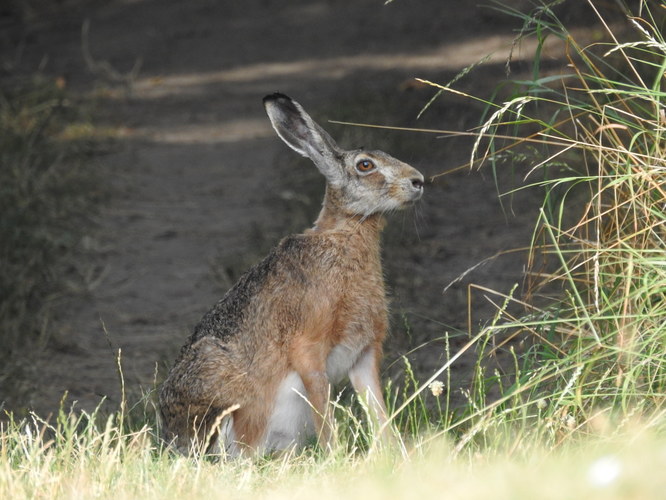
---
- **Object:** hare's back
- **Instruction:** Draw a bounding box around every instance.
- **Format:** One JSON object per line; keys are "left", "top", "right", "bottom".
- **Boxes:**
{"left": 188, "top": 234, "right": 339, "bottom": 347}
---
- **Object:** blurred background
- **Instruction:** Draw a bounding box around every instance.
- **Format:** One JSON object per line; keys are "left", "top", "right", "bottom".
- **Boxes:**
{"left": 0, "top": 0, "right": 601, "bottom": 417}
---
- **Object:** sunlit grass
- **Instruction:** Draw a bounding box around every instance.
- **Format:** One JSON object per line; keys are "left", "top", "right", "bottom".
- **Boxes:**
{"left": 1, "top": 404, "right": 665, "bottom": 499}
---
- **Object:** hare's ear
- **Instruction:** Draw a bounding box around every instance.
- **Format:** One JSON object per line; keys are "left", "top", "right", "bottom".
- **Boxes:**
{"left": 263, "top": 93, "right": 344, "bottom": 185}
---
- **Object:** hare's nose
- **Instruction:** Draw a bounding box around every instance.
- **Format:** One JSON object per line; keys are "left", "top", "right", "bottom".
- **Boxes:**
{"left": 411, "top": 177, "right": 424, "bottom": 190}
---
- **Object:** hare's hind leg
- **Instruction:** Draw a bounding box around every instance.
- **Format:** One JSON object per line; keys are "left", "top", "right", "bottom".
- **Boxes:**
{"left": 159, "top": 336, "right": 243, "bottom": 455}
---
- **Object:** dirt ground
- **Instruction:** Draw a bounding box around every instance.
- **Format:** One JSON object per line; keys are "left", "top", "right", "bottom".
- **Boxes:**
{"left": 2, "top": 0, "right": 591, "bottom": 416}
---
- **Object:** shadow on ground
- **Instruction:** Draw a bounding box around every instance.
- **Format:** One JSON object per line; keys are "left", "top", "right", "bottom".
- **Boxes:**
{"left": 0, "top": 0, "right": 601, "bottom": 416}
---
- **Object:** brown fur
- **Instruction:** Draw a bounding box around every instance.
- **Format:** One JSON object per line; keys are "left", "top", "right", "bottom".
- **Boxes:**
{"left": 159, "top": 94, "right": 423, "bottom": 455}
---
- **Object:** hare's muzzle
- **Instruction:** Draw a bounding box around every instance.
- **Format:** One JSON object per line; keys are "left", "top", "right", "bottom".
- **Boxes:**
{"left": 411, "top": 176, "right": 424, "bottom": 191}
{"left": 407, "top": 172, "right": 425, "bottom": 201}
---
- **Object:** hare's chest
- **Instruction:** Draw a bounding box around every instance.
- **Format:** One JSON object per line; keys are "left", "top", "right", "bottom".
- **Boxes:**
{"left": 326, "top": 285, "right": 387, "bottom": 385}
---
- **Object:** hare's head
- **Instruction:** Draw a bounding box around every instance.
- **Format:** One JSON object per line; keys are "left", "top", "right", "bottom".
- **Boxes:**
{"left": 264, "top": 93, "right": 424, "bottom": 219}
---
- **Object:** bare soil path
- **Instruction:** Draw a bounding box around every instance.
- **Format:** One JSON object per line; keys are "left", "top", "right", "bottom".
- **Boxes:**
{"left": 5, "top": 0, "right": 559, "bottom": 415}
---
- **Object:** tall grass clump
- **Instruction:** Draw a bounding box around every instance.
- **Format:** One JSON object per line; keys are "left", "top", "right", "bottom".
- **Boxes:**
{"left": 0, "top": 77, "right": 104, "bottom": 388}
{"left": 417, "top": 0, "right": 666, "bottom": 449}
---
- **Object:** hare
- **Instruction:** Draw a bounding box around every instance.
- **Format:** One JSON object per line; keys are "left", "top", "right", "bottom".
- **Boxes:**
{"left": 159, "top": 93, "right": 424, "bottom": 456}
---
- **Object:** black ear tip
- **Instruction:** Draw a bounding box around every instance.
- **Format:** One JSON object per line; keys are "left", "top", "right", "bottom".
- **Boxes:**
{"left": 263, "top": 92, "right": 292, "bottom": 105}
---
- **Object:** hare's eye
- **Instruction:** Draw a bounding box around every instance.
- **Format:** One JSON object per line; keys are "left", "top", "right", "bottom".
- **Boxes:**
{"left": 356, "top": 159, "right": 376, "bottom": 173}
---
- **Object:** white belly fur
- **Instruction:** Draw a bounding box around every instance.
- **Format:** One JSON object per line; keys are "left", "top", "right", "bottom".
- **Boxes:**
{"left": 260, "top": 343, "right": 365, "bottom": 452}
{"left": 261, "top": 371, "right": 315, "bottom": 452}
{"left": 326, "top": 343, "right": 363, "bottom": 384}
